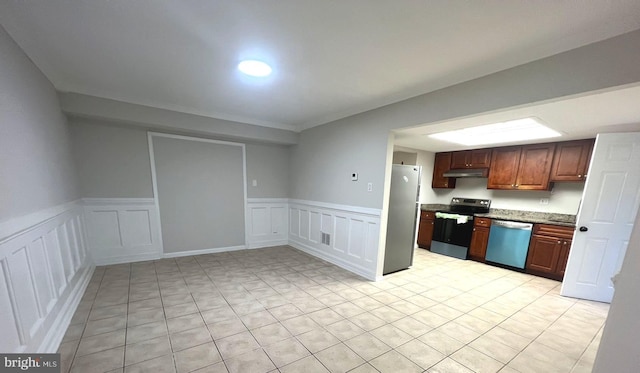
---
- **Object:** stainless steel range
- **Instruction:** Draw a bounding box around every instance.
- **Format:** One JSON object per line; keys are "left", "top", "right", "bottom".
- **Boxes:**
{"left": 431, "top": 197, "right": 491, "bottom": 260}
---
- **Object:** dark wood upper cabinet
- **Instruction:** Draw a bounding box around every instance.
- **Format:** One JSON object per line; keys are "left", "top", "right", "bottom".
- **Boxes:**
{"left": 432, "top": 152, "right": 456, "bottom": 189}
{"left": 550, "top": 139, "right": 595, "bottom": 182}
{"left": 450, "top": 149, "right": 492, "bottom": 169}
{"left": 516, "top": 143, "right": 556, "bottom": 190}
{"left": 486, "top": 146, "right": 521, "bottom": 189}
{"left": 487, "top": 144, "right": 555, "bottom": 190}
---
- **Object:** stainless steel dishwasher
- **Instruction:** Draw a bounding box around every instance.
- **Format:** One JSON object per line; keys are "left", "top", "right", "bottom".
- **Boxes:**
{"left": 485, "top": 220, "right": 533, "bottom": 269}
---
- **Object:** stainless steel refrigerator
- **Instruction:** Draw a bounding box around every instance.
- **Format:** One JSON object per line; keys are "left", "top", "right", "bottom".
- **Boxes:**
{"left": 383, "top": 164, "right": 421, "bottom": 275}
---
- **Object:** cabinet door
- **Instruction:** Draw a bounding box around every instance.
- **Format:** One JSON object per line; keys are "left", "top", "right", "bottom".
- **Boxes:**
{"left": 515, "top": 143, "right": 555, "bottom": 190}
{"left": 417, "top": 215, "right": 435, "bottom": 249}
{"left": 451, "top": 149, "right": 492, "bottom": 169}
{"left": 556, "top": 239, "right": 572, "bottom": 277}
{"left": 487, "top": 146, "right": 521, "bottom": 189}
{"left": 450, "top": 151, "right": 470, "bottom": 169}
{"left": 526, "top": 234, "right": 562, "bottom": 274}
{"left": 432, "top": 152, "right": 456, "bottom": 189}
{"left": 550, "top": 139, "right": 594, "bottom": 181}
{"left": 470, "top": 149, "right": 492, "bottom": 168}
{"left": 468, "top": 227, "right": 490, "bottom": 261}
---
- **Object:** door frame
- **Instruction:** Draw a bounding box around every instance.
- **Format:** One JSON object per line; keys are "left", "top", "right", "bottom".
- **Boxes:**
{"left": 147, "top": 132, "right": 248, "bottom": 256}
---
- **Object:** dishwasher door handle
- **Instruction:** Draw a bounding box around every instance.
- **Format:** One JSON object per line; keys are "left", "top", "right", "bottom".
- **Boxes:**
{"left": 492, "top": 220, "right": 533, "bottom": 230}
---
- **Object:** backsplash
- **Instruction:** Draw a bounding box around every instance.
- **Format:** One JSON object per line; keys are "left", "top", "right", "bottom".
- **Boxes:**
{"left": 419, "top": 177, "right": 585, "bottom": 215}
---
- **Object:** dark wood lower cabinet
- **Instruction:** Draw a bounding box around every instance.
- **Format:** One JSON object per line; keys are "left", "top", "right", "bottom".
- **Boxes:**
{"left": 556, "top": 239, "right": 572, "bottom": 278}
{"left": 525, "top": 224, "right": 574, "bottom": 280}
{"left": 417, "top": 211, "right": 435, "bottom": 249}
{"left": 468, "top": 226, "right": 490, "bottom": 262}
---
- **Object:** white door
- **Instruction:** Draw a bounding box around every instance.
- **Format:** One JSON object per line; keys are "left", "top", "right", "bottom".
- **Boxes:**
{"left": 561, "top": 132, "right": 640, "bottom": 303}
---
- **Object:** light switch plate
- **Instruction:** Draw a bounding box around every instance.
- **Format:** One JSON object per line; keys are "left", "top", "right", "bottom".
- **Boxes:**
{"left": 367, "top": 182, "right": 373, "bottom": 192}
{"left": 351, "top": 173, "right": 358, "bottom": 181}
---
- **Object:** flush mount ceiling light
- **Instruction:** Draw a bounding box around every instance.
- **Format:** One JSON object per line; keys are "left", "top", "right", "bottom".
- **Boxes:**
{"left": 237, "top": 60, "right": 272, "bottom": 77}
{"left": 428, "top": 117, "right": 561, "bottom": 146}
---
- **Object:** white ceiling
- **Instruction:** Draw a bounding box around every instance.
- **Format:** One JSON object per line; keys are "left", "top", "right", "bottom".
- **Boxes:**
{"left": 1, "top": 1, "right": 640, "bottom": 132}
{"left": 394, "top": 84, "right": 640, "bottom": 152}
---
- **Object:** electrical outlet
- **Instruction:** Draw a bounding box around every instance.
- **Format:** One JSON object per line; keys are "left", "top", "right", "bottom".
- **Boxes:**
{"left": 367, "top": 182, "right": 373, "bottom": 192}
{"left": 540, "top": 198, "right": 549, "bottom": 205}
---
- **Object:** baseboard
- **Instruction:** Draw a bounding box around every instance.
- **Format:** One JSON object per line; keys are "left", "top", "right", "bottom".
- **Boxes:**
{"left": 38, "top": 264, "right": 94, "bottom": 352}
{"left": 248, "top": 239, "right": 288, "bottom": 249}
{"left": 163, "top": 245, "right": 246, "bottom": 258}
{"left": 93, "top": 252, "right": 161, "bottom": 266}
{"left": 289, "top": 239, "right": 376, "bottom": 281}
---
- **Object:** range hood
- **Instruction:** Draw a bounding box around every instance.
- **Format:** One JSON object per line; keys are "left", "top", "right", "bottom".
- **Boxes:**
{"left": 443, "top": 169, "right": 489, "bottom": 178}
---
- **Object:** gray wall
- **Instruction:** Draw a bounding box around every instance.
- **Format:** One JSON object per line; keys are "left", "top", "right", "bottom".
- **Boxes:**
{"left": 290, "top": 117, "right": 391, "bottom": 207}
{"left": 68, "top": 119, "right": 290, "bottom": 199}
{"left": 70, "top": 119, "right": 153, "bottom": 198}
{"left": 246, "top": 143, "right": 290, "bottom": 198}
{"left": 291, "top": 29, "right": 640, "bottom": 210}
{"left": 392, "top": 151, "right": 417, "bottom": 165}
{"left": 152, "top": 136, "right": 245, "bottom": 253}
{"left": 0, "top": 26, "right": 78, "bottom": 221}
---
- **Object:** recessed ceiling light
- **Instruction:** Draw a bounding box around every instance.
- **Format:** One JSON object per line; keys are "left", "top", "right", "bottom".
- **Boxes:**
{"left": 428, "top": 117, "right": 561, "bottom": 146}
{"left": 238, "top": 60, "right": 272, "bottom": 77}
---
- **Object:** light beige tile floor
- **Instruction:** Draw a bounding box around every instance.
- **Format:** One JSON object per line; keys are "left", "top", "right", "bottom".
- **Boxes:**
{"left": 59, "top": 246, "right": 608, "bottom": 373}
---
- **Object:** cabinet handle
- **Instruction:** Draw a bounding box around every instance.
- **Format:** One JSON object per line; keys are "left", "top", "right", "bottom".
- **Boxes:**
{"left": 557, "top": 240, "right": 561, "bottom": 244}
{"left": 578, "top": 175, "right": 582, "bottom": 178}
{"left": 515, "top": 184, "right": 519, "bottom": 187}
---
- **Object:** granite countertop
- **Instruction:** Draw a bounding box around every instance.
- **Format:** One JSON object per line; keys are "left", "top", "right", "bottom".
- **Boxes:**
{"left": 420, "top": 204, "right": 576, "bottom": 227}
{"left": 420, "top": 204, "right": 449, "bottom": 211}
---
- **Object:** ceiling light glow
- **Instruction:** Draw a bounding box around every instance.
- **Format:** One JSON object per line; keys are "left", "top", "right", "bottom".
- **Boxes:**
{"left": 238, "top": 60, "right": 272, "bottom": 77}
{"left": 428, "top": 118, "right": 561, "bottom": 146}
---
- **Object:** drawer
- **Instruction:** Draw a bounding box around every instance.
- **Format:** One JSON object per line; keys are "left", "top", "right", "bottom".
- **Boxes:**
{"left": 533, "top": 224, "right": 575, "bottom": 239}
{"left": 421, "top": 210, "right": 435, "bottom": 220}
{"left": 474, "top": 217, "right": 491, "bottom": 227}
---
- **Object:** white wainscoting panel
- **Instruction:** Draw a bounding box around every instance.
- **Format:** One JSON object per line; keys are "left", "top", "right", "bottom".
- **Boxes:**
{"left": 0, "top": 201, "right": 93, "bottom": 353}
{"left": 84, "top": 198, "right": 162, "bottom": 265}
{"left": 247, "top": 198, "right": 288, "bottom": 249}
{"left": 288, "top": 199, "right": 381, "bottom": 280}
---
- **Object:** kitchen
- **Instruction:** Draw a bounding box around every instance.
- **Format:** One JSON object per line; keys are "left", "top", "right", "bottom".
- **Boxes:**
{"left": 387, "top": 87, "right": 640, "bottom": 307}
{"left": 391, "top": 138, "right": 589, "bottom": 279}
